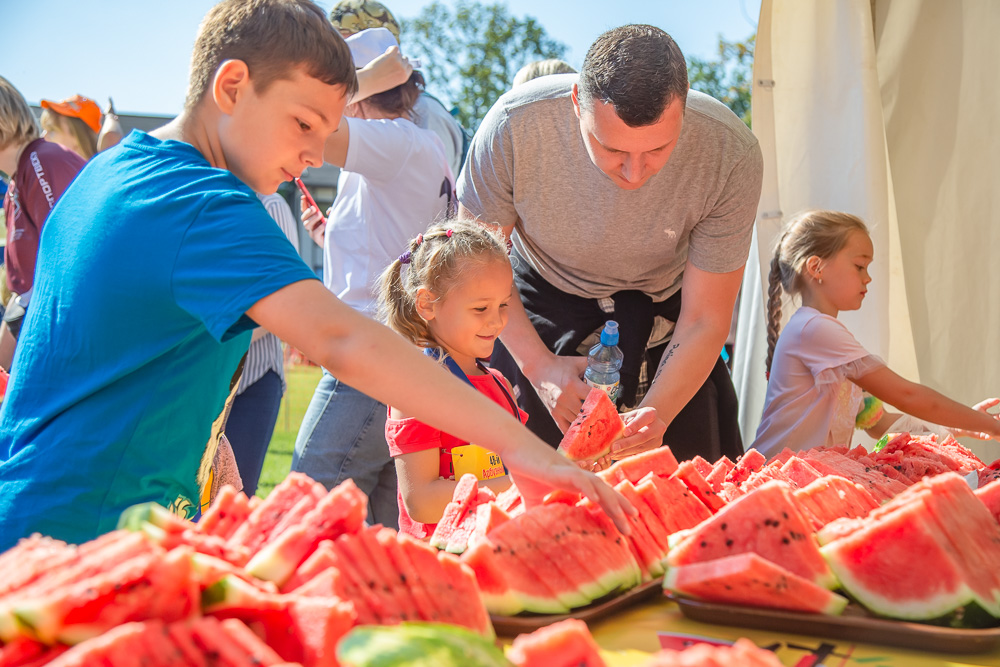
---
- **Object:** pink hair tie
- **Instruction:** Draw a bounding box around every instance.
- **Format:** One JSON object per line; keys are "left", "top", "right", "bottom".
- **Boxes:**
{"left": 415, "top": 234, "right": 423, "bottom": 245}
{"left": 446, "top": 229, "right": 453, "bottom": 238}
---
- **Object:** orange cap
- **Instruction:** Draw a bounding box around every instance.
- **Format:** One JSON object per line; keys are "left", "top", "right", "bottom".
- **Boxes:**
{"left": 40, "top": 95, "right": 102, "bottom": 134}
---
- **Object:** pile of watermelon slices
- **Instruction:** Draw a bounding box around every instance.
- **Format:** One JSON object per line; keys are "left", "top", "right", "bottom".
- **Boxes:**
{"left": 0, "top": 473, "right": 493, "bottom": 666}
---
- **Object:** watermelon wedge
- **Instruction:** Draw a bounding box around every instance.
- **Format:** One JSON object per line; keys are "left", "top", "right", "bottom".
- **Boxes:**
{"left": 557, "top": 388, "right": 625, "bottom": 461}
{"left": 599, "top": 446, "right": 679, "bottom": 485}
{"left": 665, "top": 481, "right": 837, "bottom": 590}
{"left": 724, "top": 449, "right": 766, "bottom": 486}
{"left": 194, "top": 485, "right": 252, "bottom": 540}
{"left": 507, "top": 618, "right": 606, "bottom": 667}
{"left": 793, "top": 475, "right": 878, "bottom": 530}
{"left": 975, "top": 478, "right": 1000, "bottom": 523}
{"left": 664, "top": 552, "right": 848, "bottom": 615}
{"left": 488, "top": 521, "right": 592, "bottom": 609}
{"left": 226, "top": 472, "right": 326, "bottom": 556}
{"left": 779, "top": 456, "right": 824, "bottom": 487}
{"left": 704, "top": 456, "right": 735, "bottom": 493}
{"left": 429, "top": 474, "right": 480, "bottom": 551}
{"left": 671, "top": 461, "right": 726, "bottom": 513}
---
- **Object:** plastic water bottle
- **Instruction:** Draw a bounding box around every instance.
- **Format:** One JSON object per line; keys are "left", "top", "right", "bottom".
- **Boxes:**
{"left": 585, "top": 321, "right": 624, "bottom": 402}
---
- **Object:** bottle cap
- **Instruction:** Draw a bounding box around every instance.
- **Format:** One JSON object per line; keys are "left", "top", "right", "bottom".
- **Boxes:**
{"left": 600, "top": 320, "right": 619, "bottom": 346}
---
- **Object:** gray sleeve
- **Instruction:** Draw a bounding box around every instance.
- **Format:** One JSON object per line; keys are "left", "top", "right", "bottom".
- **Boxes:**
{"left": 456, "top": 103, "right": 519, "bottom": 228}
{"left": 687, "top": 139, "right": 764, "bottom": 273}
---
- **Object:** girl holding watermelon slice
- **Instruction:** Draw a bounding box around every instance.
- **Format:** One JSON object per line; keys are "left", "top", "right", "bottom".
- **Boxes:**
{"left": 376, "top": 220, "right": 530, "bottom": 537}
{"left": 753, "top": 210, "right": 1000, "bottom": 457}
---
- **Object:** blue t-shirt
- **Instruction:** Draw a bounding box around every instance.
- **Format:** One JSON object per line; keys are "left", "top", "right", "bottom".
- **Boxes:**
{"left": 0, "top": 131, "right": 317, "bottom": 548}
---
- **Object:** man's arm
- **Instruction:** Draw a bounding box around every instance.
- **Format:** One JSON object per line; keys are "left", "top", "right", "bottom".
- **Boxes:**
{"left": 246, "top": 279, "right": 636, "bottom": 530}
{"left": 613, "top": 261, "right": 744, "bottom": 456}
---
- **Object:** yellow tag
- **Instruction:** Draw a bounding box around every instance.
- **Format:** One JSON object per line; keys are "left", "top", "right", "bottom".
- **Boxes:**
{"left": 452, "top": 444, "right": 506, "bottom": 481}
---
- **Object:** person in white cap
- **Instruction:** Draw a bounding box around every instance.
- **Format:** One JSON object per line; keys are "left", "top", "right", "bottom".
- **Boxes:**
{"left": 291, "top": 27, "right": 455, "bottom": 528}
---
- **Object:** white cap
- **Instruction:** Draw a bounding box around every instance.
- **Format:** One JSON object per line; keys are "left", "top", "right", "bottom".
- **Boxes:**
{"left": 345, "top": 27, "right": 400, "bottom": 68}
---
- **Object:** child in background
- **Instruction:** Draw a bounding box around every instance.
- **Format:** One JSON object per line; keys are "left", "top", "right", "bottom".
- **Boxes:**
{"left": 378, "top": 220, "right": 523, "bottom": 538}
{"left": 39, "top": 95, "right": 102, "bottom": 160}
{"left": 0, "top": 0, "right": 633, "bottom": 550}
{"left": 752, "top": 210, "right": 1000, "bottom": 458}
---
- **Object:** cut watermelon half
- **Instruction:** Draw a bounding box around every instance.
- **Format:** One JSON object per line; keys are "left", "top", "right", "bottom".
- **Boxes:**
{"left": 557, "top": 388, "right": 624, "bottom": 461}
{"left": 641, "top": 473, "right": 712, "bottom": 533}
{"left": 599, "top": 446, "right": 679, "bottom": 485}
{"left": 664, "top": 552, "right": 848, "bottom": 615}
{"left": 665, "top": 481, "right": 836, "bottom": 590}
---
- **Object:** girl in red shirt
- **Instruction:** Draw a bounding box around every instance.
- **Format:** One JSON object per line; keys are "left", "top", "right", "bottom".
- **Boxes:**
{"left": 377, "top": 220, "right": 525, "bottom": 538}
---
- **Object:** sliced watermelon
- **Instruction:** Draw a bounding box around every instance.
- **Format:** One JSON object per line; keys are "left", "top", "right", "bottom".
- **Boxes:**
{"left": 217, "top": 618, "right": 286, "bottom": 665}
{"left": 283, "top": 596, "right": 357, "bottom": 667}
{"left": 245, "top": 479, "right": 367, "bottom": 586}
{"left": 557, "top": 388, "right": 625, "bottom": 461}
{"left": 429, "top": 474, "right": 481, "bottom": 551}
{"left": 226, "top": 472, "right": 325, "bottom": 556}
{"left": 704, "top": 456, "right": 735, "bottom": 493}
{"left": 665, "top": 481, "right": 836, "bottom": 590}
{"left": 41, "top": 621, "right": 154, "bottom": 667}
{"left": 793, "top": 475, "right": 878, "bottom": 530}
{"left": 190, "top": 552, "right": 278, "bottom": 593}
{"left": 461, "top": 539, "right": 560, "bottom": 615}
{"left": 801, "top": 449, "right": 909, "bottom": 502}
{"left": 613, "top": 481, "right": 671, "bottom": 558}
{"left": 690, "top": 456, "right": 714, "bottom": 478}
{"left": 356, "top": 527, "right": 423, "bottom": 622}
{"left": 469, "top": 503, "right": 511, "bottom": 550}
{"left": 642, "top": 473, "right": 712, "bottom": 533}
{"left": 396, "top": 533, "right": 486, "bottom": 627}
{"left": 281, "top": 540, "right": 337, "bottom": 593}
{"left": 0, "top": 536, "right": 73, "bottom": 599}
{"left": 0, "top": 636, "right": 68, "bottom": 667}
{"left": 511, "top": 513, "right": 606, "bottom": 602}
{"left": 325, "top": 538, "right": 400, "bottom": 624}
{"left": 664, "top": 552, "right": 848, "bottom": 615}
{"left": 580, "top": 494, "right": 663, "bottom": 581}
{"left": 195, "top": 485, "right": 252, "bottom": 540}
{"left": 188, "top": 615, "right": 269, "bottom": 666}
{"left": 338, "top": 532, "right": 413, "bottom": 624}
{"left": 444, "top": 508, "right": 480, "bottom": 555}
{"left": 434, "top": 553, "right": 495, "bottom": 637}
{"left": 671, "top": 461, "right": 726, "bottom": 513}
{"left": 8, "top": 547, "right": 198, "bottom": 645}
{"left": 165, "top": 621, "right": 210, "bottom": 667}
{"left": 507, "top": 618, "right": 606, "bottom": 667}
{"left": 724, "top": 449, "right": 766, "bottom": 486}
{"left": 975, "top": 478, "right": 1000, "bottom": 523}
{"left": 779, "top": 456, "right": 824, "bottom": 487}
{"left": 599, "top": 446, "right": 679, "bottom": 485}
{"left": 376, "top": 530, "right": 442, "bottom": 624}
{"left": 495, "top": 485, "right": 523, "bottom": 515}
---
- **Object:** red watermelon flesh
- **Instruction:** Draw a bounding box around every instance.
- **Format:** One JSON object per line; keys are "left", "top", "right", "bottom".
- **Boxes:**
{"left": 429, "top": 474, "right": 480, "bottom": 551}
{"left": 433, "top": 553, "right": 495, "bottom": 637}
{"left": 518, "top": 507, "right": 620, "bottom": 600}
{"left": 165, "top": 621, "right": 210, "bottom": 667}
{"left": 975, "top": 478, "right": 1000, "bottom": 523}
{"left": 444, "top": 508, "right": 480, "bottom": 555}
{"left": 599, "top": 446, "right": 680, "bottom": 486}
{"left": 356, "top": 527, "right": 423, "bottom": 622}
{"left": 135, "top": 618, "right": 191, "bottom": 665}
{"left": 227, "top": 472, "right": 325, "bottom": 556}
{"left": 489, "top": 519, "right": 593, "bottom": 609}
{"left": 793, "top": 475, "right": 878, "bottom": 530}
{"left": 284, "top": 596, "right": 357, "bottom": 667}
{"left": 557, "top": 388, "right": 625, "bottom": 461}
{"left": 779, "top": 456, "right": 824, "bottom": 487}
{"left": 737, "top": 466, "right": 799, "bottom": 496}
{"left": 246, "top": 479, "right": 368, "bottom": 586}
{"left": 512, "top": 512, "right": 605, "bottom": 602}
{"left": 801, "top": 449, "right": 908, "bottom": 502}
{"left": 724, "top": 449, "right": 766, "bottom": 486}
{"left": 664, "top": 552, "right": 848, "bottom": 615}
{"left": 507, "top": 618, "right": 606, "bottom": 667}
{"left": 579, "top": 496, "right": 662, "bottom": 580}
{"left": 820, "top": 496, "right": 975, "bottom": 619}
{"left": 376, "top": 530, "right": 442, "bottom": 623}
{"left": 767, "top": 447, "right": 797, "bottom": 466}
{"left": 336, "top": 530, "right": 413, "bottom": 622}
{"left": 671, "top": 461, "right": 726, "bottom": 513}
{"left": 665, "top": 481, "right": 836, "bottom": 590}
{"left": 495, "top": 485, "right": 523, "bottom": 514}
{"left": 189, "top": 615, "right": 269, "bottom": 666}
{"left": 640, "top": 474, "right": 712, "bottom": 533}
{"left": 461, "top": 535, "right": 568, "bottom": 615}
{"left": 195, "top": 485, "right": 251, "bottom": 540}
{"left": 218, "top": 618, "right": 286, "bottom": 665}
{"left": 469, "top": 503, "right": 511, "bottom": 551}
{"left": 326, "top": 538, "right": 400, "bottom": 624}
{"left": 613, "top": 481, "right": 671, "bottom": 557}
{"left": 281, "top": 540, "right": 337, "bottom": 593}
{"left": 649, "top": 638, "right": 785, "bottom": 667}
{"left": 0, "top": 637, "right": 68, "bottom": 667}
{"left": 0, "top": 536, "right": 74, "bottom": 599}
{"left": 7, "top": 547, "right": 198, "bottom": 645}
{"left": 548, "top": 502, "right": 642, "bottom": 593}
{"left": 690, "top": 456, "right": 714, "bottom": 478}
{"left": 704, "top": 456, "right": 735, "bottom": 493}
{"left": 42, "top": 621, "right": 152, "bottom": 667}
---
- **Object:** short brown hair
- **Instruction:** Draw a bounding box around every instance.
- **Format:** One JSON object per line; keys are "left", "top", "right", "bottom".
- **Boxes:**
{"left": 0, "top": 76, "right": 40, "bottom": 151}
{"left": 578, "top": 25, "right": 688, "bottom": 127}
{"left": 366, "top": 71, "right": 425, "bottom": 116}
{"left": 185, "top": 0, "right": 359, "bottom": 112}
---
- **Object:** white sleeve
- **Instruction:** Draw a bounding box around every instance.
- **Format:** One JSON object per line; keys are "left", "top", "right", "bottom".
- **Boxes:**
{"left": 796, "top": 315, "right": 886, "bottom": 385}
{"left": 343, "top": 117, "right": 416, "bottom": 184}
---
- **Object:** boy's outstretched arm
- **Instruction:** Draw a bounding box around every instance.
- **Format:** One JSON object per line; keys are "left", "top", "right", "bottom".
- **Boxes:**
{"left": 247, "top": 279, "right": 636, "bottom": 531}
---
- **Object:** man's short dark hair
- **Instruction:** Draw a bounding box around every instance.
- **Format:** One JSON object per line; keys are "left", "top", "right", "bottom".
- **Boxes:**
{"left": 578, "top": 25, "right": 688, "bottom": 127}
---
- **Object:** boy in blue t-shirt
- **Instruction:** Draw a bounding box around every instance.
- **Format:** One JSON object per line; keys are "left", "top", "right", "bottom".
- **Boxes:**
{"left": 0, "top": 0, "right": 634, "bottom": 549}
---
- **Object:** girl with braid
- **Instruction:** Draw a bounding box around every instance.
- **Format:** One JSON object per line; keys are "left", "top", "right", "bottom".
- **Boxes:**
{"left": 377, "top": 220, "right": 524, "bottom": 538}
{"left": 751, "top": 210, "right": 1000, "bottom": 458}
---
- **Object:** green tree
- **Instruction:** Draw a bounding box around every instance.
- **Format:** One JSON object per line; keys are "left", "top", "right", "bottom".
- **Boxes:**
{"left": 402, "top": 1, "right": 567, "bottom": 131}
{"left": 688, "top": 34, "right": 755, "bottom": 127}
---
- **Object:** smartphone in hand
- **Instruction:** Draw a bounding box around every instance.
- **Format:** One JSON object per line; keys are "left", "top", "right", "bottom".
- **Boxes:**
{"left": 294, "top": 177, "right": 327, "bottom": 225}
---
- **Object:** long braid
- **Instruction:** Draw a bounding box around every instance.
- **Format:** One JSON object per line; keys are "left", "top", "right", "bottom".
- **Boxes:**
{"left": 765, "top": 253, "right": 784, "bottom": 375}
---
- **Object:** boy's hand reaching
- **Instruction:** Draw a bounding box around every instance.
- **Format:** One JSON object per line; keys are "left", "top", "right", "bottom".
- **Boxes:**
{"left": 504, "top": 442, "right": 636, "bottom": 535}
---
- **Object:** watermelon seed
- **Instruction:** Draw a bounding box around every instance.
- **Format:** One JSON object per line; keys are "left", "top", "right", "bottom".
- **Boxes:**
{"left": 720, "top": 522, "right": 727, "bottom": 531}
{"left": 781, "top": 537, "right": 790, "bottom": 545}
{"left": 700, "top": 541, "right": 708, "bottom": 548}
{"left": 725, "top": 539, "right": 734, "bottom": 547}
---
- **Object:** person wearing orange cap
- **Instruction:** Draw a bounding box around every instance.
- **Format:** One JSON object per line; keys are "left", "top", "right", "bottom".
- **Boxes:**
{"left": 39, "top": 95, "right": 102, "bottom": 160}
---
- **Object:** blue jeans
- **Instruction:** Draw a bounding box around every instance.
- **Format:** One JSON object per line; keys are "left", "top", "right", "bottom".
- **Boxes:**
{"left": 226, "top": 369, "right": 283, "bottom": 498}
{"left": 291, "top": 371, "right": 398, "bottom": 529}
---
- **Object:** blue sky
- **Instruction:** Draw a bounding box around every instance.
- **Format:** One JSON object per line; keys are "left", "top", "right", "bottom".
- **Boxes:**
{"left": 4, "top": 0, "right": 759, "bottom": 117}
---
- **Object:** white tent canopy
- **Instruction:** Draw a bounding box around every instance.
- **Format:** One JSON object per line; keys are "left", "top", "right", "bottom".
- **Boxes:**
{"left": 734, "top": 0, "right": 1000, "bottom": 461}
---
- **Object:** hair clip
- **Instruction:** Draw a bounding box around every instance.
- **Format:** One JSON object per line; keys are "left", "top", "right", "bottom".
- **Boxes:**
{"left": 506, "top": 239, "right": 513, "bottom": 254}
{"left": 446, "top": 229, "right": 453, "bottom": 238}
{"left": 415, "top": 234, "right": 423, "bottom": 246}
{"left": 398, "top": 250, "right": 412, "bottom": 265}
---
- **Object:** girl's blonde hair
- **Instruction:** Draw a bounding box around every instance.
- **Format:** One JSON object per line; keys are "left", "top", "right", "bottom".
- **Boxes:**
{"left": 377, "top": 219, "right": 511, "bottom": 350}
{"left": 0, "top": 76, "right": 40, "bottom": 151}
{"left": 40, "top": 110, "right": 98, "bottom": 160}
{"left": 766, "top": 210, "right": 869, "bottom": 373}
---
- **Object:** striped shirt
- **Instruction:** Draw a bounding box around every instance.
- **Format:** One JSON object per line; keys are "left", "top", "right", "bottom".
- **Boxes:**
{"left": 237, "top": 194, "right": 301, "bottom": 395}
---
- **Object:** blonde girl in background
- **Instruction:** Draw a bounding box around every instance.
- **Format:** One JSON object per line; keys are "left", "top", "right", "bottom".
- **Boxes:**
{"left": 377, "top": 220, "right": 524, "bottom": 538}
{"left": 752, "top": 210, "right": 1000, "bottom": 458}
{"left": 39, "top": 95, "right": 102, "bottom": 160}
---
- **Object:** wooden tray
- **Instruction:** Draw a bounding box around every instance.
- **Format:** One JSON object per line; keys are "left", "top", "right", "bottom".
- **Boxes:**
{"left": 674, "top": 598, "right": 1000, "bottom": 655}
{"left": 491, "top": 578, "right": 664, "bottom": 636}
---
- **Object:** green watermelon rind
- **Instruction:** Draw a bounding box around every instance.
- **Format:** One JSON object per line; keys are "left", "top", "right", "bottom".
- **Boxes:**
{"left": 336, "top": 622, "right": 509, "bottom": 667}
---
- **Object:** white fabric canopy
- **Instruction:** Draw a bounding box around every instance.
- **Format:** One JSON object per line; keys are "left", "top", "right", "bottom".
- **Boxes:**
{"left": 734, "top": 0, "right": 1000, "bottom": 462}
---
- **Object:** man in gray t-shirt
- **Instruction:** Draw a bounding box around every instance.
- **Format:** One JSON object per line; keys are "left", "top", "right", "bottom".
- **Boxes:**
{"left": 458, "top": 25, "right": 763, "bottom": 462}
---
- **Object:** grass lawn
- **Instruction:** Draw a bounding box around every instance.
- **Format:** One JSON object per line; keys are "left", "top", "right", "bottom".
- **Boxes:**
{"left": 257, "top": 363, "right": 322, "bottom": 498}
